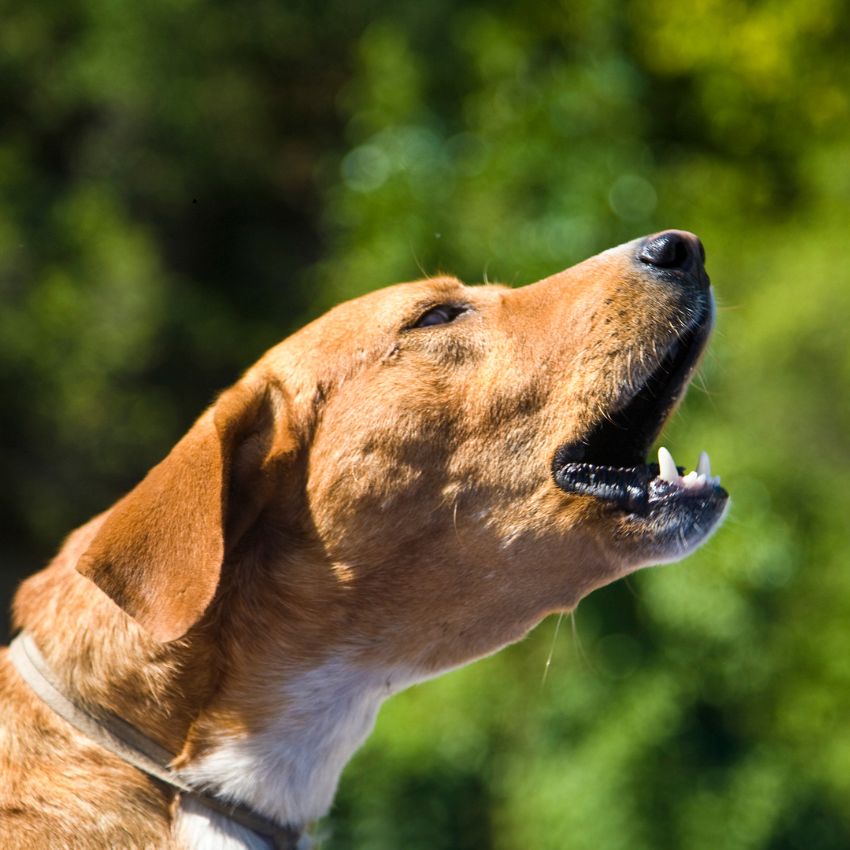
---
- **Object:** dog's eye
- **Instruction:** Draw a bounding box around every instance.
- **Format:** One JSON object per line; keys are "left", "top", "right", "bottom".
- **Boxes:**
{"left": 411, "top": 304, "right": 469, "bottom": 329}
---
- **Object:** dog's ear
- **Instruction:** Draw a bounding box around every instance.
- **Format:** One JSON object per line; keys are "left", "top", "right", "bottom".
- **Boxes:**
{"left": 76, "top": 378, "right": 294, "bottom": 642}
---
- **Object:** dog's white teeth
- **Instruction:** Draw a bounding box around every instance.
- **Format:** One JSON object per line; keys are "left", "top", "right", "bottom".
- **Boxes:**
{"left": 656, "top": 447, "right": 720, "bottom": 489}
{"left": 681, "top": 470, "right": 706, "bottom": 489}
{"left": 658, "top": 446, "right": 679, "bottom": 482}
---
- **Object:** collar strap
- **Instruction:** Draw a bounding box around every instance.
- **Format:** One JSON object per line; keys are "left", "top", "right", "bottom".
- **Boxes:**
{"left": 8, "top": 631, "right": 303, "bottom": 850}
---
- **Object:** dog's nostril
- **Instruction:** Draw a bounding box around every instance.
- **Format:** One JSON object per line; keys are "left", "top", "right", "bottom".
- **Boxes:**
{"left": 638, "top": 231, "right": 704, "bottom": 272}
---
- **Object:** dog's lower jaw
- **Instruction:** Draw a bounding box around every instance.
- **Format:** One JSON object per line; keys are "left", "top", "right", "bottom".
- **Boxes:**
{"left": 173, "top": 654, "right": 427, "bottom": 850}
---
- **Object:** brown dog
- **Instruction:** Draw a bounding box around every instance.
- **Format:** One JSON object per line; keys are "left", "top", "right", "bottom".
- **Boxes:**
{"left": 0, "top": 231, "right": 727, "bottom": 849}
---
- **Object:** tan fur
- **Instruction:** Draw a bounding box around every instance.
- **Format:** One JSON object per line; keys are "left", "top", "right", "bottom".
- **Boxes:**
{"left": 0, "top": 239, "right": 708, "bottom": 847}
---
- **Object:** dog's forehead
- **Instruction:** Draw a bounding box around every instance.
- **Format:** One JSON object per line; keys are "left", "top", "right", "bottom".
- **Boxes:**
{"left": 273, "top": 275, "right": 463, "bottom": 344}
{"left": 249, "top": 241, "right": 648, "bottom": 390}
{"left": 328, "top": 276, "right": 470, "bottom": 323}
{"left": 251, "top": 276, "right": 469, "bottom": 384}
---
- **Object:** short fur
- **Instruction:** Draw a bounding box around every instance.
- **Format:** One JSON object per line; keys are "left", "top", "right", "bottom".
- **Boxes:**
{"left": 1, "top": 235, "right": 717, "bottom": 848}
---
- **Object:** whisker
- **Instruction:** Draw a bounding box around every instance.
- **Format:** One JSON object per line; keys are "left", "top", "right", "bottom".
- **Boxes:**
{"left": 452, "top": 499, "right": 462, "bottom": 545}
{"left": 569, "top": 605, "right": 598, "bottom": 673}
{"left": 410, "top": 245, "right": 430, "bottom": 279}
{"left": 622, "top": 574, "right": 640, "bottom": 599}
{"left": 541, "top": 612, "right": 564, "bottom": 687}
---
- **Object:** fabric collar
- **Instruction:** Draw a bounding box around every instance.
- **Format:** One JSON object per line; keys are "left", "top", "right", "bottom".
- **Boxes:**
{"left": 8, "top": 630, "right": 304, "bottom": 850}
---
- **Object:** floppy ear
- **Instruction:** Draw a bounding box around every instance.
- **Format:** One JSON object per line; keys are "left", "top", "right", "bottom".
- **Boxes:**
{"left": 76, "top": 378, "right": 293, "bottom": 642}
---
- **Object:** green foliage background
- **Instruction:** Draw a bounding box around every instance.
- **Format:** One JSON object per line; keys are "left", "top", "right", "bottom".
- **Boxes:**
{"left": 2, "top": 0, "right": 850, "bottom": 847}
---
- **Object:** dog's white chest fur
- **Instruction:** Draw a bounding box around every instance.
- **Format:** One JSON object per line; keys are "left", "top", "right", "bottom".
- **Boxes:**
{"left": 174, "top": 655, "right": 423, "bottom": 850}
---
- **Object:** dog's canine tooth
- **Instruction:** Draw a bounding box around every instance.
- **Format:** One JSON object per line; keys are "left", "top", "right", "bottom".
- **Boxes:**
{"left": 658, "top": 446, "right": 678, "bottom": 482}
{"left": 657, "top": 449, "right": 719, "bottom": 490}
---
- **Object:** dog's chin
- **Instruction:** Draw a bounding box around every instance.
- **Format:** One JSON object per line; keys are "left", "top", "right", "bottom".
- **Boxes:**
{"left": 551, "top": 296, "right": 729, "bottom": 565}
{"left": 607, "top": 474, "right": 729, "bottom": 567}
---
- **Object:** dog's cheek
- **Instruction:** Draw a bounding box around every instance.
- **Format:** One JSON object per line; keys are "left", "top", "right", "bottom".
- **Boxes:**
{"left": 305, "top": 389, "right": 456, "bottom": 557}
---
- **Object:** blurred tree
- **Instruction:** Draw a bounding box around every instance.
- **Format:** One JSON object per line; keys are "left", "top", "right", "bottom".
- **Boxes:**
{"left": 2, "top": 0, "right": 850, "bottom": 847}
{"left": 0, "top": 0, "right": 361, "bottom": 589}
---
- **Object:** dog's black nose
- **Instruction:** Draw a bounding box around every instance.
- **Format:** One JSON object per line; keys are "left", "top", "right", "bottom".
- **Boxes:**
{"left": 638, "top": 230, "right": 705, "bottom": 274}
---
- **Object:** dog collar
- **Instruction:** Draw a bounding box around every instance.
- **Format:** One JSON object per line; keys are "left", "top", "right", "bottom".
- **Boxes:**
{"left": 8, "top": 631, "right": 305, "bottom": 850}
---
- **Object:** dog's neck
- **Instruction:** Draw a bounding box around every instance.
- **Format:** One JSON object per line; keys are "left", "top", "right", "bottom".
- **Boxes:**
{"left": 12, "top": 519, "right": 432, "bottom": 848}
{"left": 23, "top": 577, "right": 426, "bottom": 848}
{"left": 14, "top": 516, "right": 532, "bottom": 850}
{"left": 175, "top": 649, "right": 425, "bottom": 848}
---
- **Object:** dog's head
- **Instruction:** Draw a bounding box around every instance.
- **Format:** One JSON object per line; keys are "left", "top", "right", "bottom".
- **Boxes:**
{"left": 77, "top": 231, "right": 727, "bottom": 673}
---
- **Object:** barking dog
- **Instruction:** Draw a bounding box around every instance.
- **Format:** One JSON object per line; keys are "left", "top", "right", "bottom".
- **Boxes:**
{"left": 0, "top": 231, "right": 727, "bottom": 849}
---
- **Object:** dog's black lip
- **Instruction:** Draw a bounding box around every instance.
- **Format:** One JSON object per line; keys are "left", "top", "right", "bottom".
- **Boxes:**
{"left": 554, "top": 462, "right": 655, "bottom": 514}
{"left": 552, "top": 299, "right": 715, "bottom": 512}
{"left": 555, "top": 460, "right": 728, "bottom": 517}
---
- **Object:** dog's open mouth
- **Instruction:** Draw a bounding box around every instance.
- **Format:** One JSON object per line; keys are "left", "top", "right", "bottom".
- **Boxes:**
{"left": 552, "top": 302, "right": 727, "bottom": 517}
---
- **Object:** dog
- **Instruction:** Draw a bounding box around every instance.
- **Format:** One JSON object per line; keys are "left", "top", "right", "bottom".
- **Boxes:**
{"left": 0, "top": 230, "right": 727, "bottom": 849}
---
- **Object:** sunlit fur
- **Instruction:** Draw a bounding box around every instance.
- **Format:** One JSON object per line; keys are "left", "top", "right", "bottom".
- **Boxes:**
{"left": 0, "top": 235, "right": 720, "bottom": 848}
